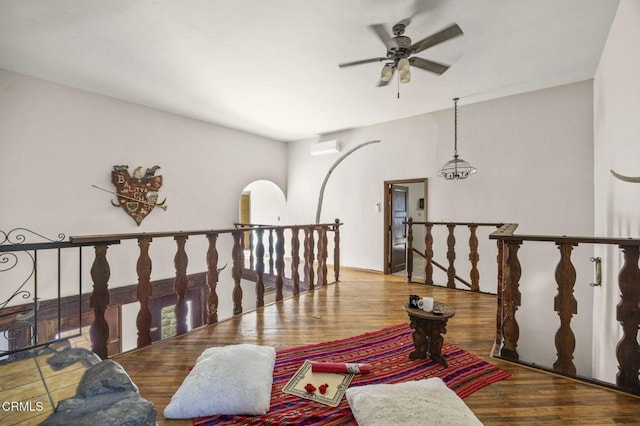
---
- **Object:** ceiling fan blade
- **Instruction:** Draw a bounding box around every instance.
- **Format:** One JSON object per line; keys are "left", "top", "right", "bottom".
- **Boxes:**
{"left": 369, "top": 24, "right": 399, "bottom": 50}
{"left": 410, "top": 23, "right": 463, "bottom": 54}
{"left": 338, "top": 57, "right": 386, "bottom": 68}
{"left": 396, "top": 0, "right": 440, "bottom": 28}
{"left": 409, "top": 57, "right": 450, "bottom": 75}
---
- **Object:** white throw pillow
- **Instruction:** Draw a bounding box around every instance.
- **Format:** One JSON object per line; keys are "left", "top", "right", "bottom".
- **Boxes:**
{"left": 345, "top": 378, "right": 483, "bottom": 426}
{"left": 163, "top": 343, "right": 276, "bottom": 419}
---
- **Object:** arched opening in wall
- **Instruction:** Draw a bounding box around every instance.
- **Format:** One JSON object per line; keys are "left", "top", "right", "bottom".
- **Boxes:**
{"left": 238, "top": 180, "right": 287, "bottom": 303}
{"left": 238, "top": 180, "right": 287, "bottom": 227}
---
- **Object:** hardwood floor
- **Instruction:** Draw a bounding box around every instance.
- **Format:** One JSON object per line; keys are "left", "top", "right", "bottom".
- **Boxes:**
{"left": 111, "top": 268, "right": 639, "bottom": 425}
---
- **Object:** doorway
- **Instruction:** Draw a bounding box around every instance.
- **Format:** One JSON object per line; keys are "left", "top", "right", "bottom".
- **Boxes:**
{"left": 383, "top": 178, "right": 428, "bottom": 275}
{"left": 239, "top": 191, "right": 251, "bottom": 248}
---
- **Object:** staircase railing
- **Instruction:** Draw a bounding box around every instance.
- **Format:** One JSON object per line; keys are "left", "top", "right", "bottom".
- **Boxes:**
{"left": 490, "top": 223, "right": 640, "bottom": 396}
{"left": 411, "top": 248, "right": 473, "bottom": 288}
{"left": 405, "top": 218, "right": 504, "bottom": 292}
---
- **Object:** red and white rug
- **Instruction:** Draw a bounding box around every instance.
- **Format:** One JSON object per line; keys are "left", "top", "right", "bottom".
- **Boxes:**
{"left": 194, "top": 323, "right": 509, "bottom": 425}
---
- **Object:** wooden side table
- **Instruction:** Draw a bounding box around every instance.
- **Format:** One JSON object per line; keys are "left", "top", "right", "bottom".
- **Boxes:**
{"left": 403, "top": 302, "right": 455, "bottom": 367}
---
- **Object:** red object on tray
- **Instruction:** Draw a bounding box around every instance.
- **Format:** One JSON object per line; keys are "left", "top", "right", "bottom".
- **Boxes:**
{"left": 311, "top": 361, "right": 372, "bottom": 374}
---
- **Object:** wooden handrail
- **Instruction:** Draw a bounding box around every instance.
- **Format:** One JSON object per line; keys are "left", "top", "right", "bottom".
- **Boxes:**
{"left": 64, "top": 220, "right": 342, "bottom": 358}
{"left": 490, "top": 222, "right": 640, "bottom": 396}
{"left": 405, "top": 218, "right": 503, "bottom": 292}
{"left": 490, "top": 223, "right": 640, "bottom": 245}
{"left": 70, "top": 222, "right": 343, "bottom": 244}
{"left": 411, "top": 221, "right": 505, "bottom": 227}
{"left": 406, "top": 220, "right": 639, "bottom": 396}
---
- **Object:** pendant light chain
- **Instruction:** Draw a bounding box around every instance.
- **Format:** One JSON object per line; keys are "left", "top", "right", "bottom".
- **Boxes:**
{"left": 453, "top": 97, "right": 459, "bottom": 159}
{"left": 436, "top": 96, "right": 477, "bottom": 180}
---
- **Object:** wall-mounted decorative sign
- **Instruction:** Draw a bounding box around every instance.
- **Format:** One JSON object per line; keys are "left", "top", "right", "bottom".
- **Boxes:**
{"left": 106, "top": 165, "right": 167, "bottom": 225}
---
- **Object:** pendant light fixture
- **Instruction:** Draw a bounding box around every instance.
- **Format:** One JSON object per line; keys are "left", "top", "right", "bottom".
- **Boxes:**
{"left": 437, "top": 97, "right": 476, "bottom": 180}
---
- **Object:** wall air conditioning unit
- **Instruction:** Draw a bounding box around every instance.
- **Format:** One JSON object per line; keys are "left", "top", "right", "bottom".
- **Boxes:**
{"left": 310, "top": 140, "right": 342, "bottom": 156}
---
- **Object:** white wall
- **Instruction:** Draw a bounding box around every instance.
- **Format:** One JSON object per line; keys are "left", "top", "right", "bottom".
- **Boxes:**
{"left": 428, "top": 83, "right": 593, "bottom": 235}
{"left": 592, "top": 0, "right": 640, "bottom": 383}
{"left": 0, "top": 69, "right": 287, "bottom": 307}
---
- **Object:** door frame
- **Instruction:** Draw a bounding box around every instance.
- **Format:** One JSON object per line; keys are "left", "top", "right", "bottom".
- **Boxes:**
{"left": 383, "top": 178, "right": 428, "bottom": 274}
{"left": 239, "top": 191, "right": 251, "bottom": 248}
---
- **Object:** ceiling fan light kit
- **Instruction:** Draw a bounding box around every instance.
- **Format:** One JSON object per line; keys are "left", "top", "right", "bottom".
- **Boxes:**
{"left": 437, "top": 98, "right": 476, "bottom": 180}
{"left": 380, "top": 64, "right": 393, "bottom": 82}
{"left": 398, "top": 58, "right": 411, "bottom": 83}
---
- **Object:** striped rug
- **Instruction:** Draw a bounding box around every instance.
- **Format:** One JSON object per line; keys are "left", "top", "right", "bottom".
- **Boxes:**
{"left": 194, "top": 323, "right": 509, "bottom": 425}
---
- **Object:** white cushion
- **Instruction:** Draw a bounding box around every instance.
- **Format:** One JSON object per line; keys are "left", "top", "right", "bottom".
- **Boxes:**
{"left": 163, "top": 343, "right": 276, "bottom": 419}
{"left": 345, "top": 378, "right": 482, "bottom": 426}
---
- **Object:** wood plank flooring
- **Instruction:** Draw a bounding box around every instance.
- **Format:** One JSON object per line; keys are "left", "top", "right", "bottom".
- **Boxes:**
{"left": 112, "top": 269, "right": 640, "bottom": 425}
{"left": 0, "top": 351, "right": 88, "bottom": 425}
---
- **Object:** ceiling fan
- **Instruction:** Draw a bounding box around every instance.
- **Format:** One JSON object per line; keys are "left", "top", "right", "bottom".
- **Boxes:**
{"left": 338, "top": 21, "right": 463, "bottom": 86}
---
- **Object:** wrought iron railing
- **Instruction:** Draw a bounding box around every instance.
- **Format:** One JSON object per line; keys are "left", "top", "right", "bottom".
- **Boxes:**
{"left": 0, "top": 228, "right": 117, "bottom": 361}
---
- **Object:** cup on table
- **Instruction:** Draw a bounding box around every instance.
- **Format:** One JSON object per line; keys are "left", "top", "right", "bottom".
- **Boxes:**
{"left": 409, "top": 294, "right": 421, "bottom": 309}
{"left": 417, "top": 297, "right": 434, "bottom": 312}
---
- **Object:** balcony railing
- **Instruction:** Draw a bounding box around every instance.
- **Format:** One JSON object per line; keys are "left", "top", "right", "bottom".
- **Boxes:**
{"left": 233, "top": 221, "right": 342, "bottom": 295}
{"left": 404, "top": 220, "right": 639, "bottom": 397}
{"left": 0, "top": 221, "right": 341, "bottom": 361}
{"left": 0, "top": 228, "right": 119, "bottom": 360}
{"left": 5, "top": 219, "right": 637, "bottom": 397}
{"left": 489, "top": 224, "right": 639, "bottom": 396}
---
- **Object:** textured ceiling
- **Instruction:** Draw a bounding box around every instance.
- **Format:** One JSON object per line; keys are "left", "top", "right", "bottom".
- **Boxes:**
{"left": 0, "top": 0, "right": 619, "bottom": 141}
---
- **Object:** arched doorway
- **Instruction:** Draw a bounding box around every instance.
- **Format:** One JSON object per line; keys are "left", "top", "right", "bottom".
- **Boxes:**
{"left": 238, "top": 180, "right": 287, "bottom": 304}
{"left": 239, "top": 180, "right": 287, "bottom": 227}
